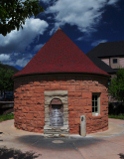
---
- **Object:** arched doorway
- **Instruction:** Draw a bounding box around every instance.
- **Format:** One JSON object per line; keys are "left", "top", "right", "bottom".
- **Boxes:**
{"left": 49, "top": 98, "right": 63, "bottom": 127}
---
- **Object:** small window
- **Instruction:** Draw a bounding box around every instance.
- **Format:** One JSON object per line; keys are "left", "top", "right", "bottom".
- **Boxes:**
{"left": 113, "top": 58, "right": 117, "bottom": 64}
{"left": 92, "top": 93, "right": 100, "bottom": 116}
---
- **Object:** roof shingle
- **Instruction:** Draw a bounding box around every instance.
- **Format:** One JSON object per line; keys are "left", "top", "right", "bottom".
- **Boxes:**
{"left": 14, "top": 29, "right": 108, "bottom": 77}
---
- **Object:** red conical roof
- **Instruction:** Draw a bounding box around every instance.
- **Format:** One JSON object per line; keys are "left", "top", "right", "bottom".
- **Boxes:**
{"left": 14, "top": 29, "right": 108, "bottom": 77}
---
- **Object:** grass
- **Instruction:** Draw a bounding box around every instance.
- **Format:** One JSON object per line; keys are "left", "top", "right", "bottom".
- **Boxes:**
{"left": 0, "top": 113, "right": 14, "bottom": 122}
{"left": 109, "top": 114, "right": 124, "bottom": 120}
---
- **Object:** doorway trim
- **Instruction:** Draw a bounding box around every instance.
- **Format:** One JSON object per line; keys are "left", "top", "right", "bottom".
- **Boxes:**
{"left": 44, "top": 90, "right": 69, "bottom": 134}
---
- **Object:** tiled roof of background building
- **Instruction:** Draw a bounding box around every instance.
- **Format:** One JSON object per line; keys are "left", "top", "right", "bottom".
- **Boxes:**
{"left": 87, "top": 41, "right": 124, "bottom": 58}
{"left": 87, "top": 55, "right": 115, "bottom": 74}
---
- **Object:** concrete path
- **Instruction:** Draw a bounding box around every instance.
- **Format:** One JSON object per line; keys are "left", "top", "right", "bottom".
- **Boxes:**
{"left": 0, "top": 118, "right": 124, "bottom": 159}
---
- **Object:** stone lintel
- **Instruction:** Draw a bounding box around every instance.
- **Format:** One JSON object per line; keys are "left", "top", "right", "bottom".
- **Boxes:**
{"left": 44, "top": 90, "right": 68, "bottom": 96}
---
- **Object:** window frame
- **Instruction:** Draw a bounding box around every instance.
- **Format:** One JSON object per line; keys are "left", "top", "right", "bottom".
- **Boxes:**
{"left": 92, "top": 93, "right": 100, "bottom": 116}
{"left": 112, "top": 58, "right": 118, "bottom": 64}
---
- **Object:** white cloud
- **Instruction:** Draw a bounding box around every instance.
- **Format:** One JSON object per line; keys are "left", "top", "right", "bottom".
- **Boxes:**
{"left": 0, "top": 53, "right": 12, "bottom": 65}
{"left": 15, "top": 58, "right": 30, "bottom": 67}
{"left": 0, "top": 53, "right": 15, "bottom": 66}
{"left": 107, "top": 0, "right": 119, "bottom": 5}
{"left": 0, "top": 18, "right": 48, "bottom": 68}
{"left": 91, "top": 39, "right": 108, "bottom": 46}
{"left": 0, "top": 18, "right": 48, "bottom": 53}
{"left": 40, "top": 0, "right": 51, "bottom": 3}
{"left": 46, "top": 0, "right": 119, "bottom": 34}
{"left": 33, "top": 44, "right": 44, "bottom": 52}
{"left": 1, "top": 52, "right": 33, "bottom": 68}
{"left": 0, "top": 54, "right": 10, "bottom": 61}
{"left": 77, "top": 37, "right": 84, "bottom": 41}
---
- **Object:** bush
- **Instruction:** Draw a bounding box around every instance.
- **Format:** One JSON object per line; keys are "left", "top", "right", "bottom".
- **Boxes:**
{"left": 108, "top": 102, "right": 124, "bottom": 119}
{"left": 108, "top": 102, "right": 124, "bottom": 115}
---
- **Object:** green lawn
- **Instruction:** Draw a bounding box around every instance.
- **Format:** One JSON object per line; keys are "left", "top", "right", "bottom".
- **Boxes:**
{"left": 0, "top": 113, "right": 14, "bottom": 122}
{"left": 109, "top": 114, "right": 124, "bottom": 120}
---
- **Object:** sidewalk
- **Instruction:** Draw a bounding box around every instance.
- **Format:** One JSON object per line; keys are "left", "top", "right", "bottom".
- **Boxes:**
{"left": 0, "top": 118, "right": 124, "bottom": 159}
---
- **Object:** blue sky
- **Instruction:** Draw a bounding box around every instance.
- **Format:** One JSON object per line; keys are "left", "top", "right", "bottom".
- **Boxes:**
{"left": 0, "top": 0, "right": 124, "bottom": 70}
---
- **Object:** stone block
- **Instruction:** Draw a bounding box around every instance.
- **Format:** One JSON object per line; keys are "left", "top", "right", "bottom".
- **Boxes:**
{"left": 26, "top": 113, "right": 34, "bottom": 120}
{"left": 82, "top": 92, "right": 91, "bottom": 99}
{"left": 69, "top": 91, "right": 82, "bottom": 97}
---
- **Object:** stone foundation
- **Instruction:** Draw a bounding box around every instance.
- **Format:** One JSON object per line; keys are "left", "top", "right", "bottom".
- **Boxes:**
{"left": 14, "top": 73, "right": 108, "bottom": 134}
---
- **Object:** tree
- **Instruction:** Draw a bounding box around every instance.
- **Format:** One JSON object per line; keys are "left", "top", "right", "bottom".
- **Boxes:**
{"left": 0, "top": 0, "right": 43, "bottom": 36}
{"left": 109, "top": 68, "right": 124, "bottom": 102}
{"left": 0, "top": 67, "right": 14, "bottom": 94}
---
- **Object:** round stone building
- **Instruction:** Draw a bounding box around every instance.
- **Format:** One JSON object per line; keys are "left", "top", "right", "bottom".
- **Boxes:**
{"left": 14, "top": 29, "right": 109, "bottom": 135}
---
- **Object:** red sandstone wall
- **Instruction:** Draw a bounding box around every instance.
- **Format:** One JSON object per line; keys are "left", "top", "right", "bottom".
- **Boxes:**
{"left": 14, "top": 74, "right": 108, "bottom": 134}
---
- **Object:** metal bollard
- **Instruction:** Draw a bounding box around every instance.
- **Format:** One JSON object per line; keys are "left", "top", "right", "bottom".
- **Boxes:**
{"left": 80, "top": 115, "right": 86, "bottom": 136}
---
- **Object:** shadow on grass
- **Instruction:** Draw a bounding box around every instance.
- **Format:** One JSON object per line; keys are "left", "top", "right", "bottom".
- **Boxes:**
{"left": 0, "top": 146, "right": 41, "bottom": 159}
{"left": 119, "top": 153, "right": 124, "bottom": 159}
